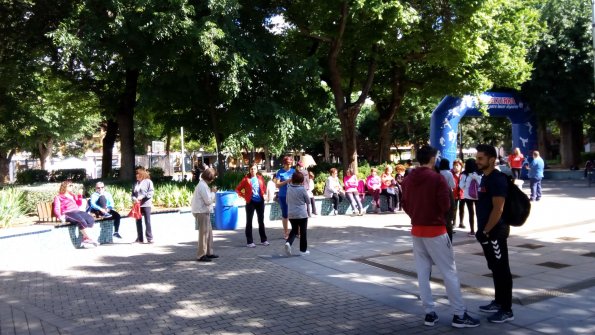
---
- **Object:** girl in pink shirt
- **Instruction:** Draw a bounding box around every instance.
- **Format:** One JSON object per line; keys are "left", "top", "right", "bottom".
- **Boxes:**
{"left": 366, "top": 168, "right": 381, "bottom": 213}
{"left": 343, "top": 168, "right": 364, "bottom": 216}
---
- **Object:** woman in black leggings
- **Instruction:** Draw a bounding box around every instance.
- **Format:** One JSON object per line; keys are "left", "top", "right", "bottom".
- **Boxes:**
{"left": 459, "top": 159, "right": 481, "bottom": 237}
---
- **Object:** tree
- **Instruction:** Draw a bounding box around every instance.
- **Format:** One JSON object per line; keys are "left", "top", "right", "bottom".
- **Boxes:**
{"left": 370, "top": 0, "right": 541, "bottom": 162}
{"left": 23, "top": 70, "right": 101, "bottom": 169}
{"left": 280, "top": 0, "right": 407, "bottom": 173}
{"left": 53, "top": 0, "right": 198, "bottom": 181}
{"left": 0, "top": 0, "right": 75, "bottom": 183}
{"left": 522, "top": 0, "right": 594, "bottom": 167}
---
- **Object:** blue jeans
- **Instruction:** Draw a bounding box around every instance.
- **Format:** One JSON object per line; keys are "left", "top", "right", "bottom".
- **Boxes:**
{"left": 529, "top": 177, "right": 542, "bottom": 200}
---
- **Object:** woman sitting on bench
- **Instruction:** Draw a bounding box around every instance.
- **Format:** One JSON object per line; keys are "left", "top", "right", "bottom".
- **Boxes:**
{"left": 53, "top": 180, "right": 99, "bottom": 248}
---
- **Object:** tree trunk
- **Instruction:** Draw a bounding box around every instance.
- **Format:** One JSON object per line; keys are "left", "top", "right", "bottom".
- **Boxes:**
{"left": 378, "top": 117, "right": 393, "bottom": 163}
{"left": 339, "top": 106, "right": 360, "bottom": 175}
{"left": 263, "top": 146, "right": 271, "bottom": 172}
{"left": 558, "top": 119, "right": 583, "bottom": 168}
{"left": 37, "top": 139, "right": 53, "bottom": 171}
{"left": 101, "top": 119, "right": 118, "bottom": 178}
{"left": 377, "top": 66, "right": 405, "bottom": 163}
{"left": 117, "top": 68, "right": 139, "bottom": 182}
{"left": 165, "top": 131, "right": 171, "bottom": 155}
{"left": 536, "top": 117, "right": 549, "bottom": 160}
{"left": 322, "top": 134, "right": 330, "bottom": 163}
{"left": 0, "top": 149, "right": 15, "bottom": 184}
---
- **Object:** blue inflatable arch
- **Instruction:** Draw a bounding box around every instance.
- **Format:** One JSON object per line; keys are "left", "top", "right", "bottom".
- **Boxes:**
{"left": 430, "top": 91, "right": 537, "bottom": 166}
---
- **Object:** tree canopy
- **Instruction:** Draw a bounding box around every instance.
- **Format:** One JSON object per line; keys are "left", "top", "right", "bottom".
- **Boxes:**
{"left": 0, "top": 0, "right": 585, "bottom": 183}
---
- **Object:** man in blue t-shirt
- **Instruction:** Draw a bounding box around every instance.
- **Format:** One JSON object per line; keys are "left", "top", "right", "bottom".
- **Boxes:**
{"left": 475, "top": 144, "right": 514, "bottom": 324}
{"left": 525, "top": 150, "right": 544, "bottom": 201}
{"left": 274, "top": 156, "right": 295, "bottom": 239}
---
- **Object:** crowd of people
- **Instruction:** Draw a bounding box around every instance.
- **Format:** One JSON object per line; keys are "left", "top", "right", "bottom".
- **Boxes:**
{"left": 54, "top": 146, "right": 544, "bottom": 328}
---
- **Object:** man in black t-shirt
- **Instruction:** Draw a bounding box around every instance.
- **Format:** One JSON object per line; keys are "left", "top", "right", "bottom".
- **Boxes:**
{"left": 475, "top": 144, "right": 514, "bottom": 324}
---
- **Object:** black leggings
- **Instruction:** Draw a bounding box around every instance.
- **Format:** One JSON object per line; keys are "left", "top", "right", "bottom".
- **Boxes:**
{"left": 380, "top": 189, "right": 398, "bottom": 211}
{"left": 463, "top": 199, "right": 477, "bottom": 233}
{"left": 287, "top": 218, "right": 308, "bottom": 252}
{"left": 65, "top": 211, "right": 95, "bottom": 231}
{"left": 330, "top": 193, "right": 345, "bottom": 211}
{"left": 511, "top": 168, "right": 521, "bottom": 180}
{"left": 135, "top": 206, "right": 152, "bottom": 242}
{"left": 90, "top": 195, "right": 121, "bottom": 232}
{"left": 245, "top": 200, "right": 267, "bottom": 244}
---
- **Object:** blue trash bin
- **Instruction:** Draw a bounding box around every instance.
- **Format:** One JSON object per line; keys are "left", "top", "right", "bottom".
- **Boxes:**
{"left": 215, "top": 191, "right": 238, "bottom": 230}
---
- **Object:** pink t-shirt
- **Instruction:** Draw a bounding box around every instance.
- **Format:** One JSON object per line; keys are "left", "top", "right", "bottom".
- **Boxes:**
{"left": 343, "top": 175, "right": 359, "bottom": 192}
{"left": 366, "top": 175, "right": 381, "bottom": 190}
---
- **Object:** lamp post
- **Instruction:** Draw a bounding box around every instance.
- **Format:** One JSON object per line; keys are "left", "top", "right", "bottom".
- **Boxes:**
{"left": 180, "top": 127, "right": 185, "bottom": 180}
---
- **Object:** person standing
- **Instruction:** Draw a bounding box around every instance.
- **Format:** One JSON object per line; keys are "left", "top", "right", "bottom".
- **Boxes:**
{"left": 132, "top": 167, "right": 154, "bottom": 244}
{"left": 438, "top": 158, "right": 456, "bottom": 241}
{"left": 343, "top": 168, "right": 364, "bottom": 216}
{"left": 507, "top": 148, "right": 524, "bottom": 181}
{"left": 284, "top": 171, "right": 310, "bottom": 256}
{"left": 191, "top": 168, "right": 219, "bottom": 262}
{"left": 366, "top": 168, "right": 382, "bottom": 213}
{"left": 474, "top": 144, "right": 514, "bottom": 323}
{"left": 394, "top": 164, "right": 406, "bottom": 211}
{"left": 323, "top": 168, "right": 344, "bottom": 215}
{"left": 274, "top": 156, "right": 295, "bottom": 239}
{"left": 236, "top": 164, "right": 269, "bottom": 248}
{"left": 451, "top": 160, "right": 465, "bottom": 229}
{"left": 380, "top": 165, "right": 398, "bottom": 212}
{"left": 402, "top": 146, "right": 479, "bottom": 328}
{"left": 296, "top": 162, "right": 315, "bottom": 217}
{"left": 307, "top": 171, "right": 318, "bottom": 217}
{"left": 89, "top": 182, "right": 122, "bottom": 238}
{"left": 459, "top": 159, "right": 481, "bottom": 237}
{"left": 54, "top": 181, "right": 99, "bottom": 248}
{"left": 525, "top": 150, "right": 544, "bottom": 201}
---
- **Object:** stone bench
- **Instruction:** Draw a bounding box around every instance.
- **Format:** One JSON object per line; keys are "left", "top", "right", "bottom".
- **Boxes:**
{"left": 36, "top": 201, "right": 115, "bottom": 248}
{"left": 211, "top": 194, "right": 397, "bottom": 225}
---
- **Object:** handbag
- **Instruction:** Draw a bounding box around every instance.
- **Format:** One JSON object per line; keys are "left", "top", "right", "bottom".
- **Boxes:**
{"left": 128, "top": 202, "right": 142, "bottom": 219}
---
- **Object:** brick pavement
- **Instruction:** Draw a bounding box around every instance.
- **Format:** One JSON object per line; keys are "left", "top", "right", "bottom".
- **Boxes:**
{"left": 0, "top": 179, "right": 594, "bottom": 334}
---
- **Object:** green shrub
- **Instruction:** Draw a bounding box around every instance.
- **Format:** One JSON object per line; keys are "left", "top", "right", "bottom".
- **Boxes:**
{"left": 16, "top": 169, "right": 49, "bottom": 184}
{"left": 313, "top": 172, "right": 329, "bottom": 196}
{"left": 153, "top": 183, "right": 194, "bottom": 208}
{"left": 581, "top": 152, "right": 595, "bottom": 164}
{"left": 148, "top": 167, "right": 166, "bottom": 180}
{"left": 50, "top": 169, "right": 87, "bottom": 182}
{"left": 0, "top": 187, "right": 26, "bottom": 228}
{"left": 214, "top": 171, "right": 245, "bottom": 191}
{"left": 18, "top": 183, "right": 85, "bottom": 215}
{"left": 311, "top": 162, "right": 341, "bottom": 176}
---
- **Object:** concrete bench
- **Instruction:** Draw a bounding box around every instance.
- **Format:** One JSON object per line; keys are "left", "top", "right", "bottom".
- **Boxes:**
{"left": 36, "top": 201, "right": 115, "bottom": 248}
{"left": 218, "top": 195, "right": 396, "bottom": 223}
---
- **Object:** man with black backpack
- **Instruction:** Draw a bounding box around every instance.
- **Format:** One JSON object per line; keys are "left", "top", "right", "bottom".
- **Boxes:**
{"left": 475, "top": 144, "right": 514, "bottom": 324}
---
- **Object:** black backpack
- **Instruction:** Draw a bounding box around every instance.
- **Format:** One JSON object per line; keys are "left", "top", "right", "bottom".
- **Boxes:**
{"left": 502, "top": 175, "right": 531, "bottom": 227}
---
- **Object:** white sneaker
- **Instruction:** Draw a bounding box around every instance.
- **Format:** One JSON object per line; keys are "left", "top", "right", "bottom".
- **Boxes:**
{"left": 247, "top": 243, "right": 256, "bottom": 248}
{"left": 261, "top": 241, "right": 270, "bottom": 246}
{"left": 80, "top": 239, "right": 97, "bottom": 249}
{"left": 300, "top": 250, "right": 310, "bottom": 256}
{"left": 284, "top": 242, "right": 292, "bottom": 256}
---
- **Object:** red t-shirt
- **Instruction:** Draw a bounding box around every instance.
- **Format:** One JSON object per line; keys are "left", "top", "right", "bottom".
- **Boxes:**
{"left": 508, "top": 154, "right": 524, "bottom": 169}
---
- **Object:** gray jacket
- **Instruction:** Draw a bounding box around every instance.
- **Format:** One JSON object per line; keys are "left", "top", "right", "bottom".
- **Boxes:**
{"left": 286, "top": 183, "right": 309, "bottom": 219}
{"left": 132, "top": 179, "right": 154, "bottom": 207}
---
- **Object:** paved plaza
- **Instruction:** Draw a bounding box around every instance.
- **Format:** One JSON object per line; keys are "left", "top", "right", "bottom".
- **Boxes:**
{"left": 1, "top": 179, "right": 594, "bottom": 334}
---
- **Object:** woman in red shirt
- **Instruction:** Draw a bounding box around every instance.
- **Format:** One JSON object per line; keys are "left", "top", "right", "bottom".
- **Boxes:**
{"left": 236, "top": 164, "right": 268, "bottom": 247}
{"left": 508, "top": 147, "right": 524, "bottom": 181}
